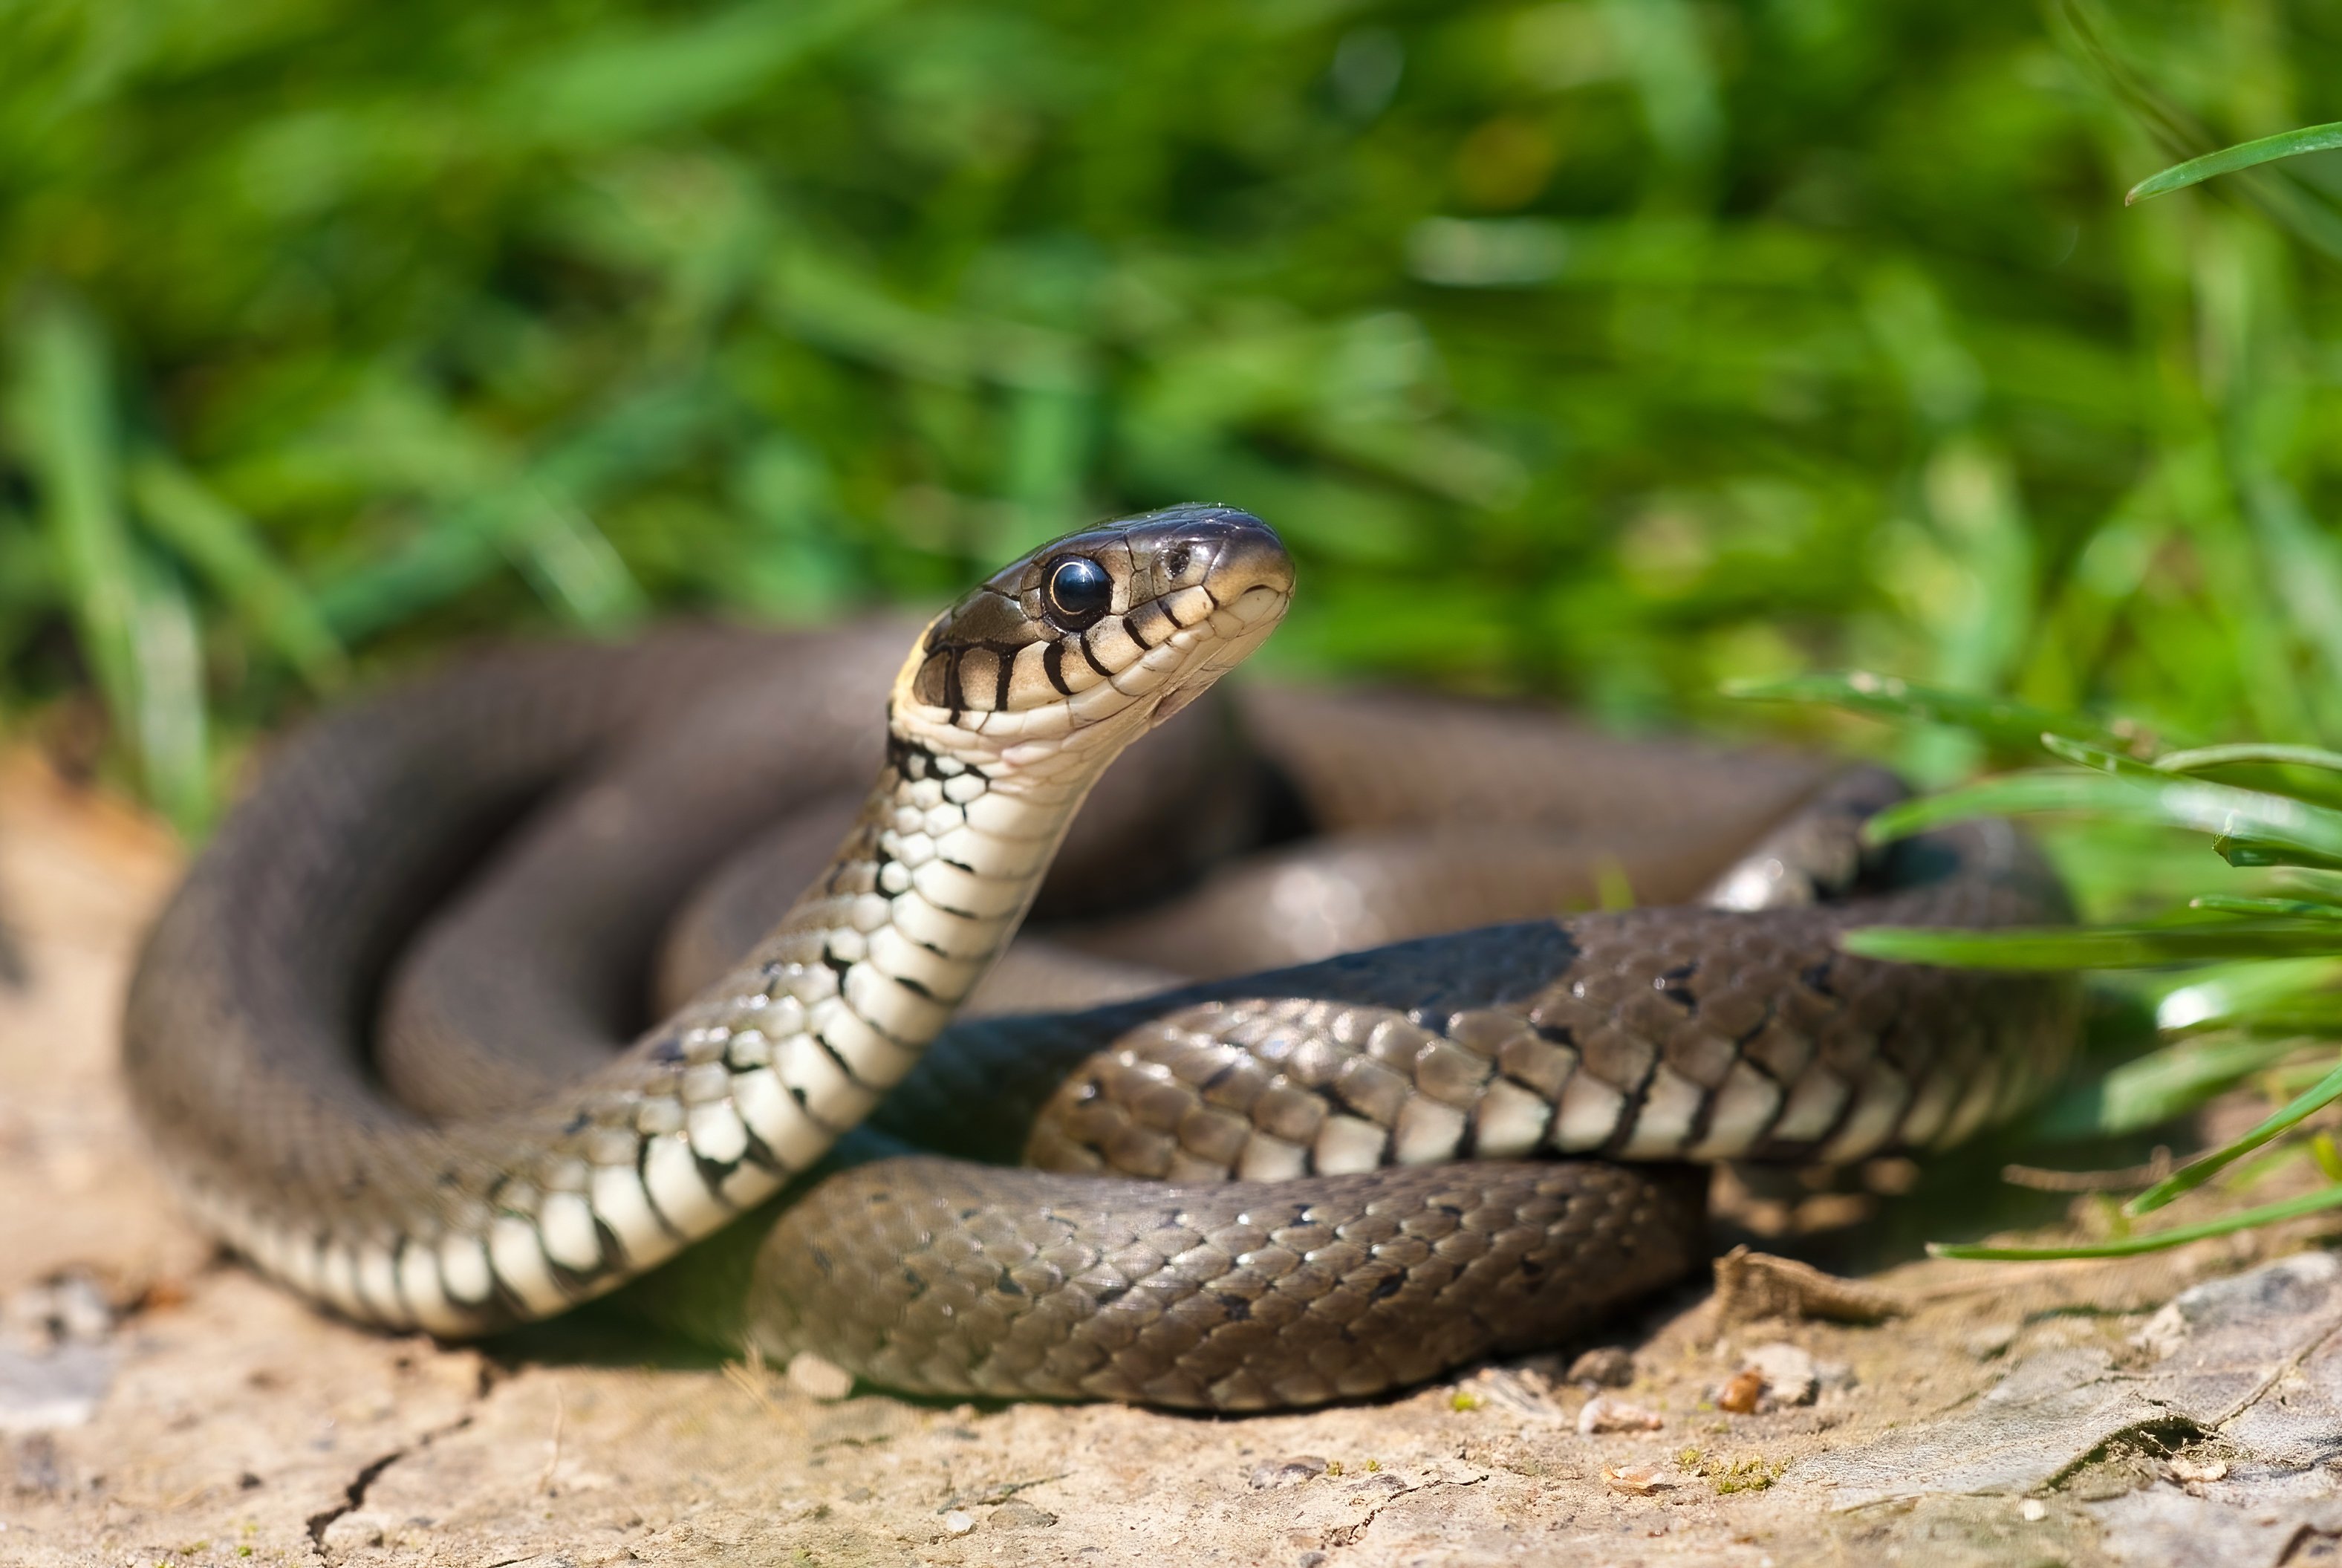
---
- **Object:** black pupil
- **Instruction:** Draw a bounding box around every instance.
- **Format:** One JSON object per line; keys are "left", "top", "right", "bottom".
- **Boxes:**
{"left": 1046, "top": 557, "right": 1111, "bottom": 625}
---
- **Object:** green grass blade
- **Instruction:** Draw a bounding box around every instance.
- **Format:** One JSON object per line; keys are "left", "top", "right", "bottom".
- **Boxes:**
{"left": 2220, "top": 1000, "right": 2342, "bottom": 1036}
{"left": 2127, "top": 1057, "right": 2342, "bottom": 1215}
{"left": 2038, "top": 732, "right": 2169, "bottom": 778}
{"left": 1863, "top": 768, "right": 2342, "bottom": 868}
{"left": 499, "top": 0, "right": 898, "bottom": 148}
{"left": 2150, "top": 957, "right": 2342, "bottom": 1032}
{"left": 1, "top": 305, "right": 218, "bottom": 830}
{"left": 501, "top": 494, "right": 651, "bottom": 632}
{"left": 2188, "top": 896, "right": 2342, "bottom": 920}
{"left": 7, "top": 296, "right": 143, "bottom": 749}
{"left": 2042, "top": 739, "right": 2342, "bottom": 865}
{"left": 2127, "top": 122, "right": 2342, "bottom": 206}
{"left": 2213, "top": 839, "right": 2342, "bottom": 874}
{"left": 2242, "top": 478, "right": 2342, "bottom": 715}
{"left": 126, "top": 550, "right": 212, "bottom": 835}
{"left": 1841, "top": 922, "right": 2342, "bottom": 969}
{"left": 1930, "top": 1181, "right": 2342, "bottom": 1260}
{"left": 311, "top": 382, "right": 696, "bottom": 639}
{"left": 2097, "top": 1035, "right": 2308, "bottom": 1133}
{"left": 2155, "top": 744, "right": 2342, "bottom": 775}
{"left": 1722, "top": 672, "right": 2134, "bottom": 755}
{"left": 5, "top": 296, "right": 212, "bottom": 827}
{"left": 130, "top": 455, "right": 347, "bottom": 691}
{"left": 1860, "top": 770, "right": 2134, "bottom": 842}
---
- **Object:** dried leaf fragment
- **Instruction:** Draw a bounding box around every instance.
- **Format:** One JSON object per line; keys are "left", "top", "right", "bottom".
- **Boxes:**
{"left": 1602, "top": 1463, "right": 1671, "bottom": 1495}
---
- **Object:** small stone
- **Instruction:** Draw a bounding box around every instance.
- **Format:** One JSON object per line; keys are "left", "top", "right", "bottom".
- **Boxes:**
{"left": 48, "top": 1276, "right": 113, "bottom": 1344}
{"left": 1, "top": 1276, "right": 114, "bottom": 1351}
{"left": 943, "top": 1509, "right": 977, "bottom": 1535}
{"left": 1248, "top": 1455, "right": 1329, "bottom": 1489}
{"left": 2019, "top": 1499, "right": 2047, "bottom": 1522}
{"left": 1578, "top": 1396, "right": 1665, "bottom": 1435}
{"left": 785, "top": 1351, "right": 855, "bottom": 1402}
{"left": 1742, "top": 1342, "right": 1818, "bottom": 1408}
{"left": 0, "top": 1344, "right": 111, "bottom": 1434}
{"left": 1567, "top": 1347, "right": 1636, "bottom": 1388}
{"left": 1717, "top": 1370, "right": 1765, "bottom": 1415}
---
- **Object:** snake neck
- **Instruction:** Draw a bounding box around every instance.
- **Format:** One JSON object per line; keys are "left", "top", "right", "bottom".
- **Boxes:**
{"left": 709, "top": 703, "right": 1123, "bottom": 1114}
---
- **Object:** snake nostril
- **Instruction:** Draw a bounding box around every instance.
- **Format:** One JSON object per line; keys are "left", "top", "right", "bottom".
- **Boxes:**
{"left": 1165, "top": 545, "right": 1193, "bottom": 579}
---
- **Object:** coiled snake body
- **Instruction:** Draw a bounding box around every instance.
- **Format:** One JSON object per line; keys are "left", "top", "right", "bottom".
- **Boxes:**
{"left": 124, "top": 507, "right": 2078, "bottom": 1411}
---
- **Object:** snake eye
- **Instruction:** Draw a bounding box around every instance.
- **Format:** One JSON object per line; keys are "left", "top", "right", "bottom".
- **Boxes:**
{"left": 1042, "top": 556, "right": 1112, "bottom": 631}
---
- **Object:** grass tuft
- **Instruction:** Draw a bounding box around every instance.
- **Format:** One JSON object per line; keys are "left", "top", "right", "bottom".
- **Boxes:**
{"left": 1766, "top": 671, "right": 2342, "bottom": 1260}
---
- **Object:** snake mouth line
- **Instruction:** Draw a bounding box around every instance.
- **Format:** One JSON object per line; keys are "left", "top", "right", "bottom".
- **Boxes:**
{"left": 1147, "top": 584, "right": 1290, "bottom": 728}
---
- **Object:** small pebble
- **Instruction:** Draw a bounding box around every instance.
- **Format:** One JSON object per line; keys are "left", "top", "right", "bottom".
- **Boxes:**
{"left": 1578, "top": 1396, "right": 1665, "bottom": 1435}
{"left": 943, "top": 1509, "right": 976, "bottom": 1535}
{"left": 2019, "top": 1500, "right": 2047, "bottom": 1522}
{"left": 1, "top": 1276, "right": 114, "bottom": 1351}
{"left": 1717, "top": 1370, "right": 1765, "bottom": 1415}
{"left": 1742, "top": 1342, "right": 1818, "bottom": 1408}
{"left": 786, "top": 1351, "right": 855, "bottom": 1402}
{"left": 1567, "top": 1347, "right": 1636, "bottom": 1388}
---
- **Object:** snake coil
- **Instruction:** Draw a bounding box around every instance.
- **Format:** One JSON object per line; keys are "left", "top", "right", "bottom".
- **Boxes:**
{"left": 123, "top": 506, "right": 2077, "bottom": 1410}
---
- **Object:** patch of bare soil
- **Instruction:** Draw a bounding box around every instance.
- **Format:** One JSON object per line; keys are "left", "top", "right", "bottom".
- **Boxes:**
{"left": 4, "top": 752, "right": 2337, "bottom": 1567}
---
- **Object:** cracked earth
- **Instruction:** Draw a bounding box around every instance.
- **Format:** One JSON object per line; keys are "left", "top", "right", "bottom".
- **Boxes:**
{"left": 5, "top": 749, "right": 2341, "bottom": 1568}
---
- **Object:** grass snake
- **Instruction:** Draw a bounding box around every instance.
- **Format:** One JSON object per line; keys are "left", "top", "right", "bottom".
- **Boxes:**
{"left": 123, "top": 506, "right": 2078, "bottom": 1410}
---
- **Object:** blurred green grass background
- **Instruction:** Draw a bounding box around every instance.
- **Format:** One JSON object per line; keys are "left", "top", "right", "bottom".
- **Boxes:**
{"left": 13, "top": 0, "right": 2342, "bottom": 1246}
{"left": 3, "top": 0, "right": 2341, "bottom": 842}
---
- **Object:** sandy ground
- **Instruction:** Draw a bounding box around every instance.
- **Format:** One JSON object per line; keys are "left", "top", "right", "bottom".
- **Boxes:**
{"left": 3, "top": 750, "right": 2339, "bottom": 1568}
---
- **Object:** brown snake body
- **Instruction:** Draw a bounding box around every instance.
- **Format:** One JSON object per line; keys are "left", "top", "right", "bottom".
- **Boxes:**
{"left": 123, "top": 508, "right": 2078, "bottom": 1409}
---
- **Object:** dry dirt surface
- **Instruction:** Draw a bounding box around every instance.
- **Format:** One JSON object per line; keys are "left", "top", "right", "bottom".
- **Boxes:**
{"left": 4, "top": 750, "right": 2340, "bottom": 1568}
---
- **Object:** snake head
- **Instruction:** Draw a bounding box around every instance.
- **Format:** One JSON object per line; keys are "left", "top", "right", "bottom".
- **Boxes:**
{"left": 895, "top": 505, "right": 1292, "bottom": 774}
